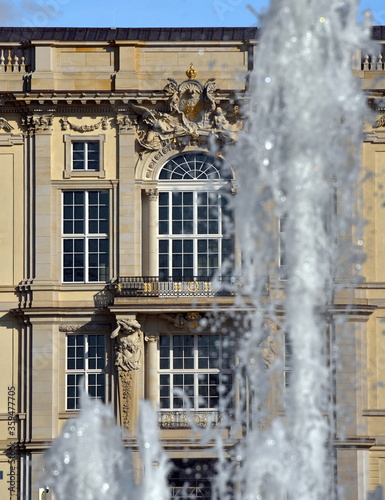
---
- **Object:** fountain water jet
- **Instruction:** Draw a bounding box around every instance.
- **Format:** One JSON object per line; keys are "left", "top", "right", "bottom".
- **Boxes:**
{"left": 225, "top": 0, "right": 372, "bottom": 499}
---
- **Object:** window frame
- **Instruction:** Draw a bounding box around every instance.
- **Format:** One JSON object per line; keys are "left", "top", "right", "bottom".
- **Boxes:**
{"left": 65, "top": 333, "right": 108, "bottom": 410}
{"left": 62, "top": 189, "right": 110, "bottom": 284}
{"left": 158, "top": 333, "right": 233, "bottom": 412}
{"left": 63, "top": 134, "right": 106, "bottom": 178}
{"left": 157, "top": 152, "right": 234, "bottom": 280}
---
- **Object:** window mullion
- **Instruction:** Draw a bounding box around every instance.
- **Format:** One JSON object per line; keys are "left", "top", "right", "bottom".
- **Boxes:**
{"left": 84, "top": 192, "right": 89, "bottom": 283}
{"left": 169, "top": 192, "right": 173, "bottom": 276}
{"left": 84, "top": 335, "right": 89, "bottom": 394}
{"left": 193, "top": 191, "right": 198, "bottom": 277}
{"left": 194, "top": 336, "right": 199, "bottom": 410}
{"left": 84, "top": 142, "right": 88, "bottom": 170}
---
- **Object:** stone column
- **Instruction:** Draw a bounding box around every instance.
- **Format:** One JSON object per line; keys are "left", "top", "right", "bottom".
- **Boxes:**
{"left": 145, "top": 335, "right": 159, "bottom": 409}
{"left": 145, "top": 189, "right": 159, "bottom": 277}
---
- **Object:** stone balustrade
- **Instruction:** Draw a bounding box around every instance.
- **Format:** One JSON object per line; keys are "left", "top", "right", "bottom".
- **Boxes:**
{"left": 362, "top": 45, "right": 385, "bottom": 70}
{"left": 0, "top": 47, "right": 29, "bottom": 72}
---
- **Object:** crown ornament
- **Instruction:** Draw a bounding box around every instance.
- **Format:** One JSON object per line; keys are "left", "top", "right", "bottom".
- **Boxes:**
{"left": 186, "top": 63, "right": 197, "bottom": 79}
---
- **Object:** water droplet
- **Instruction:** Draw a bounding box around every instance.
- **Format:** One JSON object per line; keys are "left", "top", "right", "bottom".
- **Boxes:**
{"left": 53, "top": 469, "right": 59, "bottom": 476}
{"left": 63, "top": 453, "right": 70, "bottom": 465}
{"left": 265, "top": 76, "right": 271, "bottom": 83}
{"left": 265, "top": 140, "right": 273, "bottom": 150}
{"left": 263, "top": 158, "right": 270, "bottom": 166}
{"left": 144, "top": 442, "right": 150, "bottom": 449}
{"left": 358, "top": 239, "right": 363, "bottom": 245}
{"left": 101, "top": 483, "right": 110, "bottom": 493}
{"left": 319, "top": 16, "right": 326, "bottom": 23}
{"left": 198, "top": 50, "right": 204, "bottom": 55}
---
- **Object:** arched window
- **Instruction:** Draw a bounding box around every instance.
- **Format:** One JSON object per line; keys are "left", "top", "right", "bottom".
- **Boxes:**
{"left": 158, "top": 152, "right": 233, "bottom": 280}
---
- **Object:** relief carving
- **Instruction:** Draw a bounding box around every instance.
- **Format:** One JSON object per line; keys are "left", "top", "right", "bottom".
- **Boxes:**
{"left": 116, "top": 114, "right": 136, "bottom": 132}
{"left": 131, "top": 67, "right": 243, "bottom": 151}
{"left": 158, "top": 312, "right": 202, "bottom": 332}
{"left": 0, "top": 118, "right": 14, "bottom": 132}
{"left": 59, "top": 323, "right": 111, "bottom": 333}
{"left": 60, "top": 116, "right": 108, "bottom": 132}
{"left": 22, "top": 114, "right": 53, "bottom": 133}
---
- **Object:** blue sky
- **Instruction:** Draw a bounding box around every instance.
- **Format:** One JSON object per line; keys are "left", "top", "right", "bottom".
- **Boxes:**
{"left": 1, "top": 0, "right": 385, "bottom": 28}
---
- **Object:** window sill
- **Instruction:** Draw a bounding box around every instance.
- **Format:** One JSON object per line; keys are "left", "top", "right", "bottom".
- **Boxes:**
{"left": 63, "top": 170, "right": 106, "bottom": 179}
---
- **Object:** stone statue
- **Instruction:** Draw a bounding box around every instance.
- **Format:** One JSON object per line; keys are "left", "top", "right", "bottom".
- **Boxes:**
{"left": 111, "top": 319, "right": 143, "bottom": 371}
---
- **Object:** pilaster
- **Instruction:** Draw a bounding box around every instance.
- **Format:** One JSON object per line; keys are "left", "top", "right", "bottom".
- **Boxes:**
{"left": 116, "top": 114, "right": 139, "bottom": 277}
{"left": 24, "top": 114, "right": 55, "bottom": 293}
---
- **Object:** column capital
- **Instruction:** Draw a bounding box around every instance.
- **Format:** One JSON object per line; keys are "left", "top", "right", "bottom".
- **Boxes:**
{"left": 145, "top": 188, "right": 159, "bottom": 200}
{"left": 145, "top": 335, "right": 159, "bottom": 343}
{"left": 21, "top": 114, "right": 53, "bottom": 135}
{"left": 116, "top": 113, "right": 136, "bottom": 134}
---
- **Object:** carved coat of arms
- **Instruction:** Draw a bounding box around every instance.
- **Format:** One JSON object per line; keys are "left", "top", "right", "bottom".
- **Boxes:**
{"left": 131, "top": 65, "right": 243, "bottom": 151}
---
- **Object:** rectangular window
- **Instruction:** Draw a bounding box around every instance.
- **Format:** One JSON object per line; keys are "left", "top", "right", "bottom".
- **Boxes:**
{"left": 72, "top": 141, "right": 100, "bottom": 171}
{"left": 158, "top": 191, "right": 233, "bottom": 279}
{"left": 284, "top": 331, "right": 293, "bottom": 388}
{"left": 279, "top": 216, "right": 287, "bottom": 280}
{"left": 169, "top": 459, "right": 216, "bottom": 500}
{"left": 159, "top": 334, "right": 232, "bottom": 410}
{"left": 63, "top": 134, "right": 106, "bottom": 178}
{"left": 66, "top": 334, "right": 106, "bottom": 410}
{"left": 62, "top": 190, "right": 109, "bottom": 283}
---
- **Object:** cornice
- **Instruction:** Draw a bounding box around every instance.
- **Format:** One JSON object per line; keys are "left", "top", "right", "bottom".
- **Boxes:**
{"left": 0, "top": 89, "right": 244, "bottom": 108}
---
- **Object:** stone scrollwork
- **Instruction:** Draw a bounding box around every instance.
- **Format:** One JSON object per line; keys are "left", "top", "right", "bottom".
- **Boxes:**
{"left": 111, "top": 318, "right": 143, "bottom": 372}
{"left": 131, "top": 68, "right": 243, "bottom": 151}
{"left": 60, "top": 116, "right": 108, "bottom": 132}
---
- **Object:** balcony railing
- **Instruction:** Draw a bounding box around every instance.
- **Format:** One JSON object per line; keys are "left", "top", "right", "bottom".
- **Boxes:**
{"left": 158, "top": 410, "right": 223, "bottom": 429}
{"left": 361, "top": 44, "right": 385, "bottom": 71}
{"left": 170, "top": 486, "right": 211, "bottom": 499}
{"left": 111, "top": 276, "right": 239, "bottom": 298}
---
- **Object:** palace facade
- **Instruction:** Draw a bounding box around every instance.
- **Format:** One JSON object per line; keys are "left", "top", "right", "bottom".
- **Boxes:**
{"left": 0, "top": 25, "right": 385, "bottom": 499}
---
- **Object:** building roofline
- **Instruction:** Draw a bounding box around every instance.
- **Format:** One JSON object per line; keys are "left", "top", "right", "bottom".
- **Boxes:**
{"left": 0, "top": 27, "right": 259, "bottom": 43}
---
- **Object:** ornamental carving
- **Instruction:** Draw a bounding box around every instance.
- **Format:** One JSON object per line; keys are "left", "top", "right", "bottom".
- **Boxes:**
{"left": 158, "top": 312, "right": 202, "bottom": 332}
{"left": 145, "top": 188, "right": 159, "bottom": 200}
{"left": 0, "top": 118, "right": 14, "bottom": 132}
{"left": 259, "top": 337, "right": 276, "bottom": 368}
{"left": 119, "top": 371, "right": 134, "bottom": 431}
{"left": 22, "top": 114, "right": 53, "bottom": 133}
{"left": 111, "top": 318, "right": 143, "bottom": 372}
{"left": 131, "top": 72, "right": 243, "bottom": 151}
{"left": 373, "top": 115, "right": 385, "bottom": 128}
{"left": 60, "top": 116, "right": 108, "bottom": 132}
{"left": 116, "top": 114, "right": 136, "bottom": 132}
{"left": 59, "top": 324, "right": 111, "bottom": 333}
